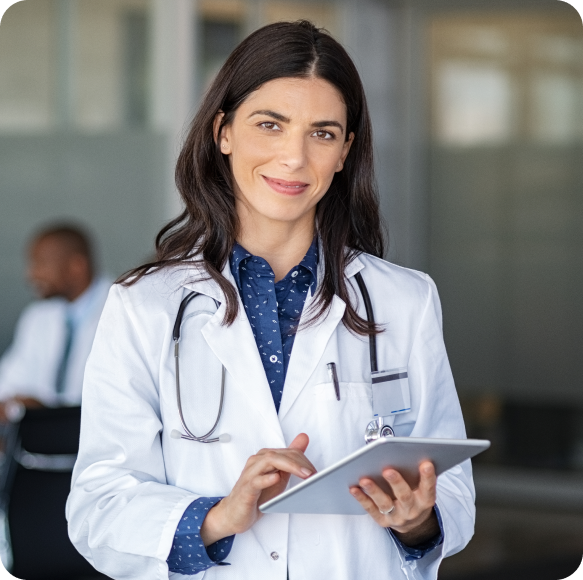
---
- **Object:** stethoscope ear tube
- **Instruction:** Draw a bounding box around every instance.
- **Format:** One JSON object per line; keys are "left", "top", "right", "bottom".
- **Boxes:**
{"left": 173, "top": 291, "right": 199, "bottom": 342}
{"left": 354, "top": 272, "right": 377, "bottom": 373}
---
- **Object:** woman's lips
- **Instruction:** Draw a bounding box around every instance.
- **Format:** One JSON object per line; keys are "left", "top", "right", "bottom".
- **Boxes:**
{"left": 262, "top": 175, "right": 309, "bottom": 196}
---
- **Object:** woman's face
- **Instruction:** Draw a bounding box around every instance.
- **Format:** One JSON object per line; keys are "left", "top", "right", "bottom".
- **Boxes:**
{"left": 217, "top": 76, "right": 354, "bottom": 229}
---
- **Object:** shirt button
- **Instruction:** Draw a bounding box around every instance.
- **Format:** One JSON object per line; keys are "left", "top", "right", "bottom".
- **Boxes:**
{"left": 270, "top": 551, "right": 279, "bottom": 560}
{"left": 269, "top": 355, "right": 278, "bottom": 363}
{"left": 291, "top": 271, "right": 298, "bottom": 278}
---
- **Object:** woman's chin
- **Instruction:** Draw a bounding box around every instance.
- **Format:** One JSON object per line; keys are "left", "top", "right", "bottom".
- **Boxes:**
{"left": 246, "top": 199, "right": 314, "bottom": 225}
{"left": 257, "top": 208, "right": 312, "bottom": 225}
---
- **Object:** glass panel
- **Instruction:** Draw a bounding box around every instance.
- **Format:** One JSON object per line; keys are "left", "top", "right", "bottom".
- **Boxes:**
{"left": 200, "top": 19, "right": 243, "bottom": 91}
{"left": 530, "top": 71, "right": 580, "bottom": 143}
{"left": 0, "top": 0, "right": 56, "bottom": 132}
{"left": 431, "top": 14, "right": 583, "bottom": 145}
{"left": 123, "top": 10, "right": 149, "bottom": 126}
{"left": 264, "top": 1, "right": 339, "bottom": 36}
{"left": 429, "top": 13, "right": 583, "bottom": 470}
{"left": 436, "top": 60, "right": 515, "bottom": 145}
{"left": 0, "top": 0, "right": 150, "bottom": 133}
{"left": 197, "top": 0, "right": 339, "bottom": 92}
{"left": 75, "top": 0, "right": 149, "bottom": 131}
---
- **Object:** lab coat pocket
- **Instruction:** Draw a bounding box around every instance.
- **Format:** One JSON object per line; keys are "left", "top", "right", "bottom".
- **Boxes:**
{"left": 311, "top": 381, "right": 372, "bottom": 465}
{"left": 313, "top": 380, "right": 371, "bottom": 402}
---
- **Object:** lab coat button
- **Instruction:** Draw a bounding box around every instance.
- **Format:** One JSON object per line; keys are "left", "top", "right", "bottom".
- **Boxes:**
{"left": 270, "top": 551, "right": 279, "bottom": 560}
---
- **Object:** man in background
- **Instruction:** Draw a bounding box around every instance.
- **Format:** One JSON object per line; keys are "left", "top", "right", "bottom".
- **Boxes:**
{"left": 0, "top": 224, "right": 110, "bottom": 421}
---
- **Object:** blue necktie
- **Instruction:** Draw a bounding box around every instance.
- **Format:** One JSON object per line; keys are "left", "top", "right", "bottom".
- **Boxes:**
{"left": 55, "top": 314, "right": 74, "bottom": 394}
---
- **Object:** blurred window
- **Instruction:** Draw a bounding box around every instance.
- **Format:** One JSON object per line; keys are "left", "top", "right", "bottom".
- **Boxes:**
{"left": 429, "top": 13, "right": 583, "bottom": 470}
{"left": 530, "top": 71, "right": 580, "bottom": 143}
{"left": 74, "top": 0, "right": 149, "bottom": 131}
{"left": 436, "top": 61, "right": 515, "bottom": 145}
{"left": 200, "top": 19, "right": 243, "bottom": 91}
{"left": 431, "top": 16, "right": 583, "bottom": 145}
{"left": 0, "top": 0, "right": 55, "bottom": 132}
{"left": 198, "top": 0, "right": 245, "bottom": 92}
{"left": 197, "top": 0, "right": 339, "bottom": 93}
{"left": 263, "top": 1, "right": 338, "bottom": 33}
{"left": 0, "top": 0, "right": 150, "bottom": 133}
{"left": 123, "top": 11, "right": 149, "bottom": 127}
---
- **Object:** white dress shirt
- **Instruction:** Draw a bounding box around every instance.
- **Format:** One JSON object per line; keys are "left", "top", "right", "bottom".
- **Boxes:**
{"left": 0, "top": 277, "right": 111, "bottom": 406}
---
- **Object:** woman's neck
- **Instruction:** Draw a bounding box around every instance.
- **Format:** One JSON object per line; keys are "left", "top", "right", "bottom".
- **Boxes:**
{"left": 236, "top": 209, "right": 315, "bottom": 283}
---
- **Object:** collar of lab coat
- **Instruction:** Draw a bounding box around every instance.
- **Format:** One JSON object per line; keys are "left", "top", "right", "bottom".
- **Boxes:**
{"left": 177, "top": 249, "right": 366, "bottom": 436}
{"left": 176, "top": 243, "right": 366, "bottom": 302}
{"left": 279, "top": 249, "right": 364, "bottom": 420}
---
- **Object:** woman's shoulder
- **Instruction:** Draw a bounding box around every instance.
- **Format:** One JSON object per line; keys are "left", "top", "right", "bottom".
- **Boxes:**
{"left": 111, "top": 262, "right": 206, "bottom": 312}
{"left": 356, "top": 253, "right": 441, "bottom": 322}
{"left": 356, "top": 252, "right": 432, "bottom": 291}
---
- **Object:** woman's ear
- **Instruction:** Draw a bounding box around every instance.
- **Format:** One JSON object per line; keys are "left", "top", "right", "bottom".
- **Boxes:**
{"left": 336, "top": 132, "right": 355, "bottom": 172}
{"left": 213, "top": 111, "right": 231, "bottom": 154}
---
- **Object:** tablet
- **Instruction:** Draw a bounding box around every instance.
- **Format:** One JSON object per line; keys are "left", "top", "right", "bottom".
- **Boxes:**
{"left": 259, "top": 437, "right": 489, "bottom": 515}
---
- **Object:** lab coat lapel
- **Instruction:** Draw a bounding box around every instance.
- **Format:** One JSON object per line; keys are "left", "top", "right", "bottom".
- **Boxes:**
{"left": 278, "top": 254, "right": 365, "bottom": 421}
{"left": 278, "top": 291, "right": 346, "bottom": 421}
{"left": 182, "top": 263, "right": 284, "bottom": 444}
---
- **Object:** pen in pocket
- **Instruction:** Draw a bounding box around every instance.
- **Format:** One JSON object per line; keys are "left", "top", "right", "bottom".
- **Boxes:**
{"left": 327, "top": 362, "right": 340, "bottom": 401}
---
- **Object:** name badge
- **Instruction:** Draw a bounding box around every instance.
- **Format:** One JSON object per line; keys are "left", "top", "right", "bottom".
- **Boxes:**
{"left": 371, "top": 367, "right": 411, "bottom": 417}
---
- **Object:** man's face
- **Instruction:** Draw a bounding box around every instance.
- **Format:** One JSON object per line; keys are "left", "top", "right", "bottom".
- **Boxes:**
{"left": 27, "top": 236, "right": 73, "bottom": 299}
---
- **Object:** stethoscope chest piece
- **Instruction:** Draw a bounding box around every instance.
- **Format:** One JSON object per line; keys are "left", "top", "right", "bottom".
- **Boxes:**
{"left": 354, "top": 272, "right": 396, "bottom": 444}
{"left": 364, "top": 414, "right": 395, "bottom": 444}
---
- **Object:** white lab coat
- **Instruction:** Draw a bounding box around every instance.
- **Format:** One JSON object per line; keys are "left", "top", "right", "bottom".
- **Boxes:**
{"left": 0, "top": 277, "right": 111, "bottom": 406}
{"left": 67, "top": 254, "right": 475, "bottom": 580}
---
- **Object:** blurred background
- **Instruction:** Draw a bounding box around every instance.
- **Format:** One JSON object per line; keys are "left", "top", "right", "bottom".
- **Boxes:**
{"left": 0, "top": 0, "right": 582, "bottom": 578}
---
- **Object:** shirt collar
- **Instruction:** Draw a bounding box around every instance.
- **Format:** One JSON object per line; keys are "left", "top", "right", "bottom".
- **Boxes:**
{"left": 229, "top": 236, "right": 319, "bottom": 290}
{"left": 66, "top": 277, "right": 101, "bottom": 326}
{"left": 229, "top": 243, "right": 253, "bottom": 291}
{"left": 295, "top": 236, "right": 318, "bottom": 286}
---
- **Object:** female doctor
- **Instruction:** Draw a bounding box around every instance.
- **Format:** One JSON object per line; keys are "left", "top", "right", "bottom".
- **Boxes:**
{"left": 67, "top": 20, "right": 475, "bottom": 580}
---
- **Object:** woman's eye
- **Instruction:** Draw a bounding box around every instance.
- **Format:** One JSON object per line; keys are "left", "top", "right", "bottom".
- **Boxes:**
{"left": 259, "top": 122, "right": 280, "bottom": 131}
{"left": 314, "top": 130, "right": 334, "bottom": 140}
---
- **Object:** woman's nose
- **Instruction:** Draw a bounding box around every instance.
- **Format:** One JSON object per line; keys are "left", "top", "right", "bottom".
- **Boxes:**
{"left": 277, "top": 133, "right": 308, "bottom": 171}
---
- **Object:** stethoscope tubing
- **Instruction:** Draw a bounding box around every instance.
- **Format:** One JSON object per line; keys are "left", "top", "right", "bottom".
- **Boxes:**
{"left": 173, "top": 270, "right": 377, "bottom": 443}
{"left": 173, "top": 291, "right": 226, "bottom": 443}
{"left": 353, "top": 271, "right": 377, "bottom": 372}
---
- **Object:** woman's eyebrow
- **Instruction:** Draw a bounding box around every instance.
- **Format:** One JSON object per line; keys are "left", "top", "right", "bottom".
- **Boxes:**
{"left": 312, "top": 120, "right": 344, "bottom": 134}
{"left": 248, "top": 109, "right": 290, "bottom": 122}
{"left": 248, "top": 110, "right": 345, "bottom": 134}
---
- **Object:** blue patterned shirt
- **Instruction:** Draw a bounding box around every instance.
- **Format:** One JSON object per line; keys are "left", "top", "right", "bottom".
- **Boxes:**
{"left": 229, "top": 238, "right": 319, "bottom": 411}
{"left": 166, "top": 497, "right": 233, "bottom": 575}
{"left": 166, "top": 239, "right": 442, "bottom": 574}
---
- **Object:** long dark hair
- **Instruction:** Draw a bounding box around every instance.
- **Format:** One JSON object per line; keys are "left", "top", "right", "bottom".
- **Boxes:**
{"left": 119, "top": 20, "right": 385, "bottom": 336}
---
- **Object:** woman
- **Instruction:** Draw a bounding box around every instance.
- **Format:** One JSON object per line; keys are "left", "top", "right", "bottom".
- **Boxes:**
{"left": 67, "top": 21, "right": 474, "bottom": 580}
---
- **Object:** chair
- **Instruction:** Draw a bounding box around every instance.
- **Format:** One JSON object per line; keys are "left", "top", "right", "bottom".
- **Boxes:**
{"left": 0, "top": 406, "right": 108, "bottom": 580}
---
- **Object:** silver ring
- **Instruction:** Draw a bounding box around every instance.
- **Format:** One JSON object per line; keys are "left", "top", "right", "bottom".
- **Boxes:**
{"left": 380, "top": 506, "right": 395, "bottom": 515}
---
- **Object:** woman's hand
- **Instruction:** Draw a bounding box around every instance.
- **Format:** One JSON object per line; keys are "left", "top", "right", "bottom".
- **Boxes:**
{"left": 200, "top": 433, "right": 315, "bottom": 546}
{"left": 349, "top": 461, "right": 439, "bottom": 546}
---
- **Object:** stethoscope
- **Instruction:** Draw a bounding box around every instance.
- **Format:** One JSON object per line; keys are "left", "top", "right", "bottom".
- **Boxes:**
{"left": 169, "top": 293, "right": 230, "bottom": 443}
{"left": 170, "top": 272, "right": 394, "bottom": 444}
